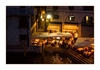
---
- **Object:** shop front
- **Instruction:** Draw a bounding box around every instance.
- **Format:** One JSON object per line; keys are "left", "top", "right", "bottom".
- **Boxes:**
{"left": 47, "top": 23, "right": 61, "bottom": 33}
{"left": 62, "top": 24, "right": 78, "bottom": 33}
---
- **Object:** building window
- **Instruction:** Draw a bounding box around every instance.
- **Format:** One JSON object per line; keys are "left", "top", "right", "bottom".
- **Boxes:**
{"left": 82, "top": 16, "right": 94, "bottom": 24}
{"left": 69, "top": 6, "right": 74, "bottom": 10}
{"left": 20, "top": 6, "right": 26, "bottom": 8}
{"left": 85, "top": 16, "right": 93, "bottom": 23}
{"left": 68, "top": 16, "right": 75, "bottom": 21}
{"left": 88, "top": 17, "right": 94, "bottom": 24}
{"left": 19, "top": 16, "right": 28, "bottom": 28}
{"left": 84, "top": 6, "right": 94, "bottom": 11}
{"left": 53, "top": 6, "right": 58, "bottom": 11}
{"left": 86, "top": 16, "right": 89, "bottom": 23}
{"left": 19, "top": 35, "right": 27, "bottom": 41}
{"left": 53, "top": 15, "right": 59, "bottom": 19}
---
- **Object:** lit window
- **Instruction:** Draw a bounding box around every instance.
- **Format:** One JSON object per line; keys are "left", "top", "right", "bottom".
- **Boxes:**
{"left": 41, "top": 10, "right": 45, "bottom": 14}
{"left": 41, "top": 15, "right": 42, "bottom": 19}
{"left": 69, "top": 16, "right": 75, "bottom": 21}
{"left": 41, "top": 14, "right": 45, "bottom": 19}
{"left": 82, "top": 16, "right": 94, "bottom": 24}
{"left": 86, "top": 16, "right": 89, "bottom": 23}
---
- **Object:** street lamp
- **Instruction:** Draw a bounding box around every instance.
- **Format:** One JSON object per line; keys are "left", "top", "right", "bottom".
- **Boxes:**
{"left": 46, "top": 14, "right": 51, "bottom": 31}
{"left": 47, "top": 14, "right": 51, "bottom": 19}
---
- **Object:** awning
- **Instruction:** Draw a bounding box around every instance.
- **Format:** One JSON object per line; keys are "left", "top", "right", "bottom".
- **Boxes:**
{"left": 31, "top": 32, "right": 49, "bottom": 38}
{"left": 74, "top": 38, "right": 94, "bottom": 47}
{"left": 63, "top": 25, "right": 78, "bottom": 30}
{"left": 47, "top": 23, "right": 61, "bottom": 30}
{"left": 47, "top": 33, "right": 72, "bottom": 38}
{"left": 31, "top": 32, "right": 72, "bottom": 38}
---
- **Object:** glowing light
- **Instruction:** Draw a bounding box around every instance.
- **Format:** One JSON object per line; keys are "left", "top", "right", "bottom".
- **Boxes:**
{"left": 41, "top": 15, "right": 42, "bottom": 19}
{"left": 56, "top": 37, "right": 60, "bottom": 39}
{"left": 70, "top": 17, "right": 71, "bottom": 20}
{"left": 47, "top": 14, "right": 51, "bottom": 19}
{"left": 41, "top": 11, "right": 45, "bottom": 14}
{"left": 69, "top": 16, "right": 74, "bottom": 21}
{"left": 91, "top": 44, "right": 94, "bottom": 45}
{"left": 86, "top": 16, "right": 89, "bottom": 22}
{"left": 42, "top": 19, "right": 44, "bottom": 21}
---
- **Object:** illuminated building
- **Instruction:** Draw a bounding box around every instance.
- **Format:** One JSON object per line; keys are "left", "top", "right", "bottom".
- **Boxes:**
{"left": 32, "top": 6, "right": 94, "bottom": 37}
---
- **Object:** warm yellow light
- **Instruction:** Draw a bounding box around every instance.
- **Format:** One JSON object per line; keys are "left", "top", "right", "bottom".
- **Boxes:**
{"left": 41, "top": 15, "right": 42, "bottom": 19}
{"left": 42, "top": 11, "right": 45, "bottom": 14}
{"left": 69, "top": 16, "right": 74, "bottom": 21}
{"left": 70, "top": 17, "right": 71, "bottom": 20}
{"left": 47, "top": 14, "right": 51, "bottom": 19}
{"left": 86, "top": 16, "right": 89, "bottom": 22}
{"left": 41, "top": 14, "right": 45, "bottom": 19}
{"left": 42, "top": 19, "right": 44, "bottom": 21}
{"left": 91, "top": 44, "right": 94, "bottom": 45}
{"left": 41, "top": 10, "right": 45, "bottom": 14}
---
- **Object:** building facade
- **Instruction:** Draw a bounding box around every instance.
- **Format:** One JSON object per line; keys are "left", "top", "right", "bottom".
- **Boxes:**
{"left": 31, "top": 6, "right": 94, "bottom": 38}
{"left": 6, "top": 6, "right": 34, "bottom": 49}
{"left": 46, "top": 6, "right": 94, "bottom": 37}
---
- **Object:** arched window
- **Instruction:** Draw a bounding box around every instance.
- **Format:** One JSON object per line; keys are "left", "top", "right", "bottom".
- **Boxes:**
{"left": 68, "top": 15, "right": 75, "bottom": 21}
{"left": 81, "top": 16, "right": 94, "bottom": 24}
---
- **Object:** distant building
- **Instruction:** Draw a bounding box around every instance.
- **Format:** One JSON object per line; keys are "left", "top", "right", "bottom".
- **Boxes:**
{"left": 32, "top": 6, "right": 94, "bottom": 37}
{"left": 6, "top": 6, "right": 34, "bottom": 49}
